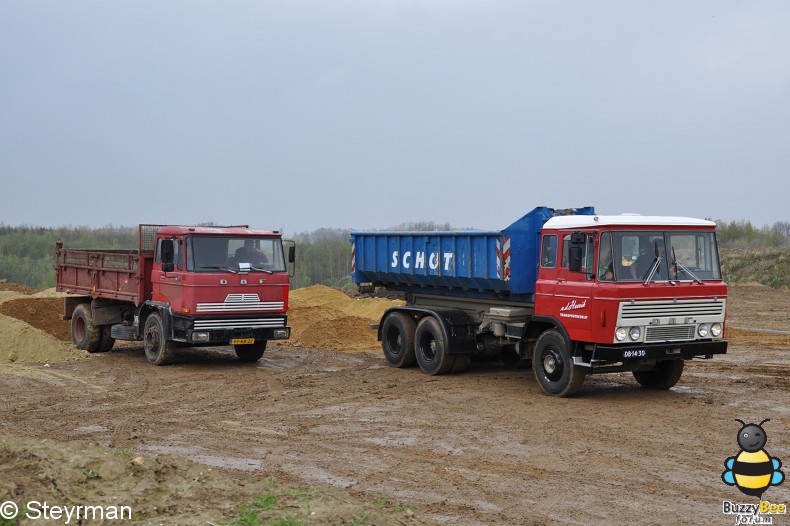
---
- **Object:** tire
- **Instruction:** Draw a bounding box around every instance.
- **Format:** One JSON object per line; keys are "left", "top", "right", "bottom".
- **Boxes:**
{"left": 414, "top": 316, "right": 455, "bottom": 375}
{"left": 143, "top": 313, "right": 176, "bottom": 365}
{"left": 532, "top": 329, "right": 585, "bottom": 397}
{"left": 96, "top": 325, "right": 115, "bottom": 353}
{"left": 633, "top": 360, "right": 684, "bottom": 389}
{"left": 234, "top": 340, "right": 267, "bottom": 362}
{"left": 380, "top": 312, "right": 416, "bottom": 368}
{"left": 71, "top": 303, "right": 101, "bottom": 353}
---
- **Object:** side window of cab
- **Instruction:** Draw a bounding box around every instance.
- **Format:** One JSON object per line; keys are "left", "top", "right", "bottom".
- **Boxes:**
{"left": 541, "top": 235, "right": 558, "bottom": 267}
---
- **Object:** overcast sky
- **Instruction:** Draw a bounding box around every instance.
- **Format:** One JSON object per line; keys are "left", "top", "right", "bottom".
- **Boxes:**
{"left": 1, "top": 1, "right": 788, "bottom": 234}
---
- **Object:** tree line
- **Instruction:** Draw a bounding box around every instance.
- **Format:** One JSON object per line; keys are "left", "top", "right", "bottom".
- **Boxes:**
{"left": 0, "top": 220, "right": 788, "bottom": 290}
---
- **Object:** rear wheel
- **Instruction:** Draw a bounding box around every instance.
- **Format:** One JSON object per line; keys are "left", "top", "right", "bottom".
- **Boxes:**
{"left": 234, "top": 340, "right": 267, "bottom": 362}
{"left": 532, "top": 329, "right": 585, "bottom": 397}
{"left": 414, "top": 316, "right": 455, "bottom": 375}
{"left": 143, "top": 313, "right": 176, "bottom": 365}
{"left": 633, "top": 360, "right": 684, "bottom": 389}
{"left": 71, "top": 303, "right": 101, "bottom": 353}
{"left": 381, "top": 312, "right": 416, "bottom": 368}
{"left": 96, "top": 325, "right": 115, "bottom": 353}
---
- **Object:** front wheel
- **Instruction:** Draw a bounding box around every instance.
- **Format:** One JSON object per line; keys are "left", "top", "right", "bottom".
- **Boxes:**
{"left": 143, "top": 313, "right": 176, "bottom": 365}
{"left": 633, "top": 360, "right": 684, "bottom": 389}
{"left": 380, "top": 312, "right": 416, "bottom": 368}
{"left": 234, "top": 341, "right": 267, "bottom": 362}
{"left": 532, "top": 329, "right": 585, "bottom": 397}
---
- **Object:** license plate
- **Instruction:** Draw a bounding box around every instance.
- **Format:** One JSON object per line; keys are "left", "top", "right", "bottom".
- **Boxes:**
{"left": 231, "top": 338, "right": 255, "bottom": 345}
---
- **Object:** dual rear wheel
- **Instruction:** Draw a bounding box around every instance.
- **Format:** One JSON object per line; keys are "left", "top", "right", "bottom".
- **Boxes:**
{"left": 381, "top": 312, "right": 469, "bottom": 375}
{"left": 71, "top": 303, "right": 114, "bottom": 354}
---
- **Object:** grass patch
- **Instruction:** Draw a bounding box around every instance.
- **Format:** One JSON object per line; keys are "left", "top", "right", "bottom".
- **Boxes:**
{"left": 221, "top": 485, "right": 424, "bottom": 526}
{"left": 720, "top": 248, "right": 790, "bottom": 288}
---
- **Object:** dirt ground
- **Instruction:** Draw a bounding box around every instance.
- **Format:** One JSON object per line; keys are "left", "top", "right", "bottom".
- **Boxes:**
{"left": 0, "top": 283, "right": 788, "bottom": 525}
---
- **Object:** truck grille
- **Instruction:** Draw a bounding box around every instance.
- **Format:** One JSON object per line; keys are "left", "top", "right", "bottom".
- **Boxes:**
{"left": 644, "top": 325, "right": 696, "bottom": 343}
{"left": 620, "top": 299, "right": 724, "bottom": 320}
{"left": 196, "top": 294, "right": 284, "bottom": 313}
{"left": 193, "top": 318, "right": 286, "bottom": 330}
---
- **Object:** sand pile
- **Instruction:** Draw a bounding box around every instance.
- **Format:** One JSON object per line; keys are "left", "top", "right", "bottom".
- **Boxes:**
{"left": 0, "top": 291, "right": 22, "bottom": 304}
{"left": 283, "top": 285, "right": 403, "bottom": 352}
{"left": 0, "top": 281, "right": 402, "bottom": 357}
{"left": 0, "top": 285, "right": 85, "bottom": 364}
{"left": 0, "top": 313, "right": 87, "bottom": 364}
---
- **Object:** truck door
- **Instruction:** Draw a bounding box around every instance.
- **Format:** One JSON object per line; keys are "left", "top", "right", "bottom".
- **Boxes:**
{"left": 551, "top": 231, "right": 595, "bottom": 342}
{"left": 153, "top": 237, "right": 185, "bottom": 313}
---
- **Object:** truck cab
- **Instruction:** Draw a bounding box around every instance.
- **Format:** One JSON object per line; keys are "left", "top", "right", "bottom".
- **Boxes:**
{"left": 151, "top": 226, "right": 295, "bottom": 354}
{"left": 533, "top": 215, "right": 727, "bottom": 393}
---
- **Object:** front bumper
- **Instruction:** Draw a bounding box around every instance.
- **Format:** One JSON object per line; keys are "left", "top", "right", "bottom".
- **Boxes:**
{"left": 171, "top": 314, "right": 291, "bottom": 344}
{"left": 592, "top": 339, "right": 727, "bottom": 363}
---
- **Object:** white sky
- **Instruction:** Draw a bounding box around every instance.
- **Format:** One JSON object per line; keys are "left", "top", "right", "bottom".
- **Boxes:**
{"left": 1, "top": 1, "right": 788, "bottom": 234}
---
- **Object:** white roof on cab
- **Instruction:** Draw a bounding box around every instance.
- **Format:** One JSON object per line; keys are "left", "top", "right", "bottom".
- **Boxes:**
{"left": 544, "top": 214, "right": 716, "bottom": 230}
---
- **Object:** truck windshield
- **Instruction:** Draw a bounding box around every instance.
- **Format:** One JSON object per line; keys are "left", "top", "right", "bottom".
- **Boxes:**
{"left": 601, "top": 231, "right": 721, "bottom": 283}
{"left": 186, "top": 236, "right": 286, "bottom": 273}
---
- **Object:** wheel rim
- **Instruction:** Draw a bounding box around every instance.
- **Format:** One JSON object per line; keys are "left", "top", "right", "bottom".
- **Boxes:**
{"left": 74, "top": 316, "right": 86, "bottom": 342}
{"left": 419, "top": 333, "right": 436, "bottom": 362}
{"left": 541, "top": 348, "right": 564, "bottom": 382}
{"left": 385, "top": 327, "right": 403, "bottom": 357}
{"left": 145, "top": 324, "right": 160, "bottom": 353}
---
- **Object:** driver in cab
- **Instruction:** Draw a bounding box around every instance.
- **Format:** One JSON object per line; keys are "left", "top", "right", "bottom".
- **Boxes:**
{"left": 235, "top": 239, "right": 268, "bottom": 266}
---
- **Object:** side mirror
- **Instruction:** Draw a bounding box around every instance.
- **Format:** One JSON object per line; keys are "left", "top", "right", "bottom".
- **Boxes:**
{"left": 161, "top": 240, "right": 175, "bottom": 272}
{"left": 569, "top": 246, "right": 583, "bottom": 272}
{"left": 568, "top": 232, "right": 585, "bottom": 272}
{"left": 283, "top": 239, "right": 296, "bottom": 277}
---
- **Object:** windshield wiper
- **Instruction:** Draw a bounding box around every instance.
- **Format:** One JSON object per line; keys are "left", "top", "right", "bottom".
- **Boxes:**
{"left": 199, "top": 265, "right": 238, "bottom": 274}
{"left": 250, "top": 266, "right": 273, "bottom": 274}
{"left": 671, "top": 247, "right": 703, "bottom": 284}
{"left": 642, "top": 256, "right": 662, "bottom": 285}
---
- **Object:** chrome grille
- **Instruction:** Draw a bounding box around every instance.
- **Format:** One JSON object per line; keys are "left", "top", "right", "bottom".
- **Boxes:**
{"left": 645, "top": 325, "right": 696, "bottom": 343}
{"left": 620, "top": 299, "right": 724, "bottom": 320}
{"left": 193, "top": 318, "right": 286, "bottom": 330}
{"left": 196, "top": 293, "right": 284, "bottom": 313}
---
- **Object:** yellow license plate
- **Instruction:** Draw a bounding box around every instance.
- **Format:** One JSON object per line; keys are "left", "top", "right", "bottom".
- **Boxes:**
{"left": 231, "top": 338, "right": 255, "bottom": 345}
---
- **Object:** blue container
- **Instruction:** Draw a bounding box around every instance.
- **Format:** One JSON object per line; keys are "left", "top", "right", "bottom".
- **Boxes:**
{"left": 350, "top": 206, "right": 594, "bottom": 300}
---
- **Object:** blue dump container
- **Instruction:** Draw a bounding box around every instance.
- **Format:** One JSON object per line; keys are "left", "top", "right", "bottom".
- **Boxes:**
{"left": 351, "top": 206, "right": 595, "bottom": 300}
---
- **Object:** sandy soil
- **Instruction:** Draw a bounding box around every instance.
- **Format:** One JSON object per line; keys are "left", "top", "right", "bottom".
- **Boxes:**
{"left": 0, "top": 284, "right": 788, "bottom": 525}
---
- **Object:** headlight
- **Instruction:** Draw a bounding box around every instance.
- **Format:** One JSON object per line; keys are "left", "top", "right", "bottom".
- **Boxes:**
{"left": 711, "top": 323, "right": 722, "bottom": 337}
{"left": 615, "top": 327, "right": 627, "bottom": 342}
{"left": 629, "top": 327, "right": 641, "bottom": 341}
{"left": 192, "top": 331, "right": 210, "bottom": 343}
{"left": 698, "top": 324, "right": 709, "bottom": 338}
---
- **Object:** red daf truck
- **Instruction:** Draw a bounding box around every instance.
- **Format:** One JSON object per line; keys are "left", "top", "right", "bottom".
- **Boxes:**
{"left": 351, "top": 207, "right": 727, "bottom": 396}
{"left": 56, "top": 224, "right": 295, "bottom": 365}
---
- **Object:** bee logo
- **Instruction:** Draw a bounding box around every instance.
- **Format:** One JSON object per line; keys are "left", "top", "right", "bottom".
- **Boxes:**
{"left": 722, "top": 419, "right": 784, "bottom": 498}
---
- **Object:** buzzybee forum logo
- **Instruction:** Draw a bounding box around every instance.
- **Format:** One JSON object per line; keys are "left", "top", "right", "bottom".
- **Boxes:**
{"left": 722, "top": 419, "right": 784, "bottom": 498}
{"left": 721, "top": 419, "right": 786, "bottom": 524}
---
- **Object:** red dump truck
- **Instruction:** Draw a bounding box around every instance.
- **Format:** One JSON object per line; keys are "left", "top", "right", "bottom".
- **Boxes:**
{"left": 56, "top": 224, "right": 295, "bottom": 365}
